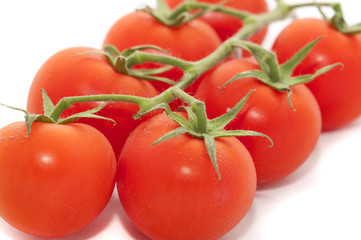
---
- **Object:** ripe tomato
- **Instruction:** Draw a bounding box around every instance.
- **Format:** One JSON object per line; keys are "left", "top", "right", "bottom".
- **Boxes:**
{"left": 0, "top": 122, "right": 116, "bottom": 238}
{"left": 103, "top": 11, "right": 221, "bottom": 62}
{"left": 195, "top": 58, "right": 322, "bottom": 185}
{"left": 117, "top": 112, "right": 256, "bottom": 240}
{"left": 272, "top": 18, "right": 361, "bottom": 130}
{"left": 164, "top": 0, "right": 268, "bottom": 43}
{"left": 27, "top": 47, "right": 159, "bottom": 157}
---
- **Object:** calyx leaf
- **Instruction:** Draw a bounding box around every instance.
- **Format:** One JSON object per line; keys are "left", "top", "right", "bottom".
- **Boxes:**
{"left": 151, "top": 90, "right": 272, "bottom": 180}
{"left": 1, "top": 89, "right": 117, "bottom": 136}
{"left": 80, "top": 44, "right": 179, "bottom": 87}
{"left": 226, "top": 38, "right": 341, "bottom": 110}
{"left": 57, "top": 102, "right": 116, "bottom": 125}
{"left": 318, "top": 3, "right": 361, "bottom": 34}
{"left": 0, "top": 102, "right": 55, "bottom": 136}
{"left": 143, "top": 0, "right": 236, "bottom": 28}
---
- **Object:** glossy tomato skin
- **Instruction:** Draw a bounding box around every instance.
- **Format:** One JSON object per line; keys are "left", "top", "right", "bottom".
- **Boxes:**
{"left": 117, "top": 112, "right": 256, "bottom": 240}
{"left": 103, "top": 11, "right": 221, "bottom": 62}
{"left": 272, "top": 18, "right": 361, "bottom": 130}
{"left": 27, "top": 47, "right": 159, "bottom": 157}
{"left": 0, "top": 122, "right": 116, "bottom": 238}
{"left": 195, "top": 58, "right": 322, "bottom": 185}
{"left": 164, "top": 0, "right": 268, "bottom": 43}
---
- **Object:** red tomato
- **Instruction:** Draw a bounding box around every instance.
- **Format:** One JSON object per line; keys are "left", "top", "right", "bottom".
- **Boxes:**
{"left": 27, "top": 47, "right": 159, "bottom": 157}
{"left": 272, "top": 18, "right": 361, "bottom": 130}
{"left": 117, "top": 112, "right": 256, "bottom": 240}
{"left": 103, "top": 11, "right": 221, "bottom": 62}
{"left": 164, "top": 0, "right": 268, "bottom": 43}
{"left": 195, "top": 58, "right": 322, "bottom": 185}
{"left": 0, "top": 122, "right": 116, "bottom": 238}
{"left": 103, "top": 11, "right": 222, "bottom": 95}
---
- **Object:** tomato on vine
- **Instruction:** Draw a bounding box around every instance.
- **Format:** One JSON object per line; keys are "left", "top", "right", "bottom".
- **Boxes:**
{"left": 27, "top": 47, "right": 159, "bottom": 157}
{"left": 117, "top": 111, "right": 257, "bottom": 240}
{"left": 196, "top": 58, "right": 321, "bottom": 184}
{"left": 195, "top": 38, "right": 338, "bottom": 184}
{"left": 0, "top": 121, "right": 116, "bottom": 238}
{"left": 272, "top": 17, "right": 361, "bottom": 130}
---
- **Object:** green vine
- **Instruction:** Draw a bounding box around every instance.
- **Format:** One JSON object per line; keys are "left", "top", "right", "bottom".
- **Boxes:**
{"left": 1, "top": 0, "right": 344, "bottom": 179}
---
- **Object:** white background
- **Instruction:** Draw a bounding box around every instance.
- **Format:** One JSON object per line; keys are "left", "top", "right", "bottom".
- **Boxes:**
{"left": 0, "top": 0, "right": 361, "bottom": 239}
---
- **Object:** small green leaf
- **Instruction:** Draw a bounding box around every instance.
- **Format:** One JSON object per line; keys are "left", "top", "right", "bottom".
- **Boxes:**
{"left": 287, "top": 63, "right": 343, "bottom": 86}
{"left": 41, "top": 89, "right": 55, "bottom": 116}
{"left": 24, "top": 114, "right": 55, "bottom": 136}
{"left": 230, "top": 40, "right": 280, "bottom": 78}
{"left": 0, "top": 102, "right": 55, "bottom": 136}
{"left": 137, "top": 103, "right": 193, "bottom": 130}
{"left": 57, "top": 113, "right": 115, "bottom": 125}
{"left": 0, "top": 102, "right": 28, "bottom": 115}
{"left": 104, "top": 44, "right": 122, "bottom": 56}
{"left": 221, "top": 70, "right": 269, "bottom": 91}
{"left": 164, "top": 106, "right": 193, "bottom": 130}
{"left": 208, "top": 90, "right": 255, "bottom": 132}
{"left": 204, "top": 134, "right": 221, "bottom": 180}
{"left": 280, "top": 37, "right": 324, "bottom": 78}
{"left": 74, "top": 49, "right": 117, "bottom": 67}
{"left": 284, "top": 88, "right": 295, "bottom": 111}
{"left": 152, "top": 127, "right": 187, "bottom": 146}
{"left": 214, "top": 130, "right": 273, "bottom": 147}
{"left": 57, "top": 102, "right": 116, "bottom": 125}
{"left": 179, "top": 106, "right": 198, "bottom": 129}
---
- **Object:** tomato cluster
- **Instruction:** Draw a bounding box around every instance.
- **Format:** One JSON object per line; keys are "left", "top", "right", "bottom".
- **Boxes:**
{"left": 1, "top": 0, "right": 361, "bottom": 240}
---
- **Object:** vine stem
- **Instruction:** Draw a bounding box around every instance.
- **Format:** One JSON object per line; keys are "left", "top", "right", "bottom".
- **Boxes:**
{"left": 49, "top": 94, "right": 150, "bottom": 122}
{"left": 175, "top": 0, "right": 292, "bottom": 89}
{"left": 169, "top": 2, "right": 252, "bottom": 21}
{"left": 50, "top": 0, "right": 336, "bottom": 120}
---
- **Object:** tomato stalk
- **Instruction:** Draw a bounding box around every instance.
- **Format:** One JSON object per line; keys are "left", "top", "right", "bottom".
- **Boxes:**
{"left": 85, "top": 0, "right": 342, "bottom": 111}
{"left": 221, "top": 38, "right": 342, "bottom": 110}
{"left": 316, "top": 3, "right": 361, "bottom": 34}
{"left": 144, "top": 0, "right": 252, "bottom": 28}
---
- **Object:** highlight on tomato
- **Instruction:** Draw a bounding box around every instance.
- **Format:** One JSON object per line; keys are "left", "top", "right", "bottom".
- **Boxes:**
{"left": 272, "top": 18, "right": 361, "bottom": 130}
{"left": 26, "top": 47, "right": 159, "bottom": 157}
{"left": 117, "top": 112, "right": 257, "bottom": 240}
{"left": 0, "top": 121, "right": 116, "bottom": 238}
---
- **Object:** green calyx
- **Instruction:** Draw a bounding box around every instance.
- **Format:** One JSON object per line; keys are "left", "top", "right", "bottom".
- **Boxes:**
{"left": 0, "top": 90, "right": 115, "bottom": 136}
{"left": 151, "top": 89, "right": 273, "bottom": 180}
{"left": 223, "top": 37, "right": 342, "bottom": 110}
{"left": 317, "top": 3, "right": 361, "bottom": 34}
{"left": 78, "top": 44, "right": 181, "bottom": 87}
